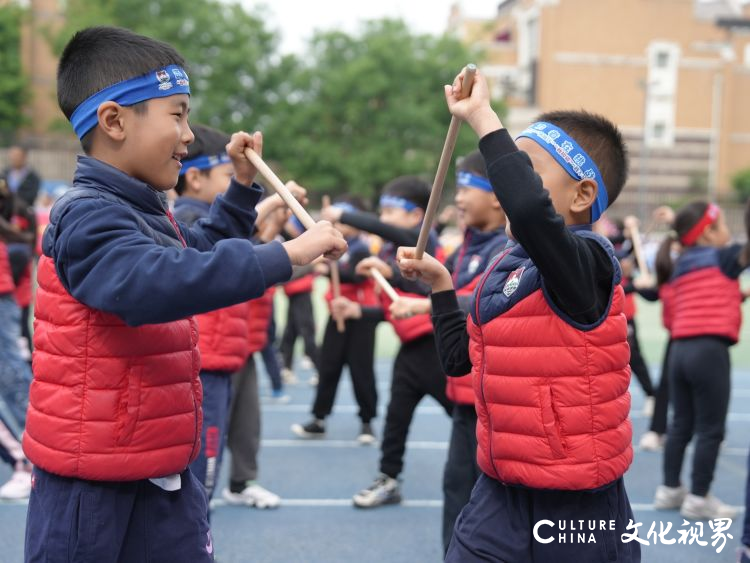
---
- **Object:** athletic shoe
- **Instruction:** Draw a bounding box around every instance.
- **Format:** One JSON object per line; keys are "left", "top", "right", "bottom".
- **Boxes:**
{"left": 300, "top": 355, "right": 315, "bottom": 370}
{"left": 222, "top": 483, "right": 280, "bottom": 509}
{"left": 639, "top": 431, "right": 665, "bottom": 452}
{"left": 357, "top": 423, "right": 376, "bottom": 445}
{"left": 642, "top": 396, "right": 655, "bottom": 418}
{"left": 653, "top": 485, "right": 687, "bottom": 510}
{"left": 291, "top": 419, "right": 326, "bottom": 438}
{"left": 269, "top": 389, "right": 291, "bottom": 404}
{"left": 281, "top": 368, "right": 297, "bottom": 385}
{"left": 308, "top": 374, "right": 319, "bottom": 387}
{"left": 0, "top": 469, "right": 32, "bottom": 500}
{"left": 353, "top": 474, "right": 401, "bottom": 508}
{"left": 680, "top": 493, "right": 736, "bottom": 520}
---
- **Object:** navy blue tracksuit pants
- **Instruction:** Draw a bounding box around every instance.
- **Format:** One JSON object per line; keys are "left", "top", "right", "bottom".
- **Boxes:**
{"left": 446, "top": 474, "right": 640, "bottom": 563}
{"left": 25, "top": 467, "right": 213, "bottom": 562}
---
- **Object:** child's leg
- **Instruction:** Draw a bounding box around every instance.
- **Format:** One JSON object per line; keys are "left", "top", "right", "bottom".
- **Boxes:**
{"left": 743, "top": 448, "right": 750, "bottom": 548}
{"left": 297, "top": 293, "right": 320, "bottom": 371}
{"left": 649, "top": 339, "right": 672, "bottom": 435}
{"left": 687, "top": 338, "right": 730, "bottom": 496}
{"left": 378, "top": 342, "right": 425, "bottom": 479}
{"left": 663, "top": 340, "right": 696, "bottom": 488}
{"left": 627, "top": 319, "right": 655, "bottom": 397}
{"left": 189, "top": 371, "right": 232, "bottom": 500}
{"left": 442, "top": 404, "right": 480, "bottom": 554}
{"left": 227, "top": 359, "right": 261, "bottom": 490}
{"left": 0, "top": 295, "right": 31, "bottom": 428}
{"left": 280, "top": 295, "right": 299, "bottom": 370}
{"left": 260, "top": 313, "right": 283, "bottom": 392}
{"left": 311, "top": 317, "right": 348, "bottom": 420}
{"left": 345, "top": 318, "right": 378, "bottom": 424}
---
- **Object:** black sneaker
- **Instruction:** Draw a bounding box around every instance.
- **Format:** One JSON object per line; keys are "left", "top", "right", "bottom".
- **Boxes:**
{"left": 291, "top": 419, "right": 326, "bottom": 438}
{"left": 352, "top": 473, "right": 401, "bottom": 508}
{"left": 357, "top": 422, "right": 376, "bottom": 445}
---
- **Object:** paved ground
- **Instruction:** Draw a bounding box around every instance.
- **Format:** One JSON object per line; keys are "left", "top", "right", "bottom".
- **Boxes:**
{"left": 0, "top": 297, "right": 747, "bottom": 562}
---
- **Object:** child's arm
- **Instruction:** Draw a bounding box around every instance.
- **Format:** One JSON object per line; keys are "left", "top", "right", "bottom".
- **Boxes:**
{"left": 322, "top": 206, "right": 419, "bottom": 248}
{"left": 445, "top": 71, "right": 614, "bottom": 325}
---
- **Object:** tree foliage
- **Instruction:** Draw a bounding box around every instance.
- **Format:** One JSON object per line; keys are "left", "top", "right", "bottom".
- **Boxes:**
{"left": 0, "top": 3, "right": 28, "bottom": 139}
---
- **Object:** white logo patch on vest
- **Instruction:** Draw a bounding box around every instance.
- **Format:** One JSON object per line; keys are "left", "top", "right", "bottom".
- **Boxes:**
{"left": 503, "top": 266, "right": 525, "bottom": 297}
{"left": 468, "top": 254, "right": 482, "bottom": 275}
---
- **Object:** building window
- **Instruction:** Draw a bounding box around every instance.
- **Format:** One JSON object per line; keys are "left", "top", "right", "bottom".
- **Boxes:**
{"left": 655, "top": 51, "right": 670, "bottom": 68}
{"left": 653, "top": 122, "right": 666, "bottom": 140}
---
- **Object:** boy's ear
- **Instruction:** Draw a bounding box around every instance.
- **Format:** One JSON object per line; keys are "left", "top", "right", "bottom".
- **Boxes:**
{"left": 96, "top": 102, "right": 127, "bottom": 142}
{"left": 570, "top": 178, "right": 598, "bottom": 217}
{"left": 410, "top": 207, "right": 425, "bottom": 224}
{"left": 183, "top": 167, "right": 202, "bottom": 193}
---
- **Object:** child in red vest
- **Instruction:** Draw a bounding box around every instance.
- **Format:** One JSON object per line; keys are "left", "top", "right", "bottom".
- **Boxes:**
{"left": 292, "top": 195, "right": 380, "bottom": 443}
{"left": 652, "top": 200, "right": 749, "bottom": 520}
{"left": 397, "top": 69, "right": 638, "bottom": 561}
{"left": 325, "top": 176, "right": 453, "bottom": 508}
{"left": 23, "top": 26, "right": 346, "bottom": 561}
{"left": 389, "top": 150, "right": 507, "bottom": 551}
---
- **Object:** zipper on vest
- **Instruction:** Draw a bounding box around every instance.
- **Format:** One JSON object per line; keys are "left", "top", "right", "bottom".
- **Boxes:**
{"left": 472, "top": 248, "right": 511, "bottom": 481}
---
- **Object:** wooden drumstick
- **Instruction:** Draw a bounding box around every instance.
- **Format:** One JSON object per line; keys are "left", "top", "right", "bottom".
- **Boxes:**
{"left": 415, "top": 64, "right": 477, "bottom": 259}
{"left": 322, "top": 195, "right": 345, "bottom": 333}
{"left": 370, "top": 268, "right": 399, "bottom": 302}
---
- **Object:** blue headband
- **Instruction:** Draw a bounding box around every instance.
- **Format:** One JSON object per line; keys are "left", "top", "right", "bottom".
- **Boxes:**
{"left": 516, "top": 121, "right": 608, "bottom": 222}
{"left": 456, "top": 171, "right": 492, "bottom": 192}
{"left": 70, "top": 65, "right": 191, "bottom": 140}
{"left": 379, "top": 195, "right": 417, "bottom": 212}
{"left": 332, "top": 202, "right": 357, "bottom": 214}
{"left": 178, "top": 153, "right": 231, "bottom": 176}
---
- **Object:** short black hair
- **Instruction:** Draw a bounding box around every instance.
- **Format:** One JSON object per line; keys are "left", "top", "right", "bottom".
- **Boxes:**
{"left": 57, "top": 26, "right": 186, "bottom": 153}
{"left": 174, "top": 124, "right": 230, "bottom": 195}
{"left": 382, "top": 175, "right": 430, "bottom": 212}
{"left": 456, "top": 150, "right": 487, "bottom": 178}
{"left": 535, "top": 110, "right": 628, "bottom": 208}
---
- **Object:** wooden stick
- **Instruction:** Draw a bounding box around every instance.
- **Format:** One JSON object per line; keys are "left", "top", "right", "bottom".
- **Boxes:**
{"left": 370, "top": 268, "right": 399, "bottom": 302}
{"left": 322, "top": 195, "right": 345, "bottom": 333}
{"left": 629, "top": 222, "right": 650, "bottom": 278}
{"left": 415, "top": 64, "right": 477, "bottom": 259}
{"left": 244, "top": 148, "right": 316, "bottom": 230}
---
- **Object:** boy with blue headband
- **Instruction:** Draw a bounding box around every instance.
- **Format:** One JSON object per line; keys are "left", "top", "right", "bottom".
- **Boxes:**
{"left": 23, "top": 26, "right": 345, "bottom": 562}
{"left": 397, "top": 70, "right": 639, "bottom": 561}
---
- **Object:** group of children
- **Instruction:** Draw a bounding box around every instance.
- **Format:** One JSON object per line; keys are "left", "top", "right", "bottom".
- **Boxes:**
{"left": 4, "top": 23, "right": 748, "bottom": 562}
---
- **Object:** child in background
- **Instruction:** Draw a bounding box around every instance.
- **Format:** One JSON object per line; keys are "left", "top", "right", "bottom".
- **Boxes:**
{"left": 324, "top": 176, "right": 453, "bottom": 508}
{"left": 280, "top": 214, "right": 321, "bottom": 385}
{"left": 292, "top": 196, "right": 379, "bottom": 443}
{"left": 24, "top": 26, "right": 346, "bottom": 561}
{"left": 390, "top": 150, "right": 507, "bottom": 551}
{"left": 397, "top": 69, "right": 638, "bottom": 561}
{"left": 653, "top": 200, "right": 749, "bottom": 520}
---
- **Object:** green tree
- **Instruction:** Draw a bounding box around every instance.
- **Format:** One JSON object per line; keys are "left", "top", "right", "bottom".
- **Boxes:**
{"left": 52, "top": 0, "right": 292, "bottom": 133}
{"left": 732, "top": 167, "right": 750, "bottom": 202}
{"left": 265, "top": 19, "right": 503, "bottom": 200}
{"left": 0, "top": 3, "right": 28, "bottom": 139}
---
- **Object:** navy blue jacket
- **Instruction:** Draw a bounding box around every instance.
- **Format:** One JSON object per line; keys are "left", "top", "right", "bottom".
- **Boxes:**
{"left": 45, "top": 156, "right": 291, "bottom": 326}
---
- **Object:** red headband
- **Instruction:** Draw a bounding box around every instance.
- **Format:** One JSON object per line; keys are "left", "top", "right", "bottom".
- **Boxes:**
{"left": 680, "top": 203, "right": 720, "bottom": 246}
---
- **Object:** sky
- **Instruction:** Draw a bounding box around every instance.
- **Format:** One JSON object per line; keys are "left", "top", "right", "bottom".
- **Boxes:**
{"left": 239, "top": 0, "right": 497, "bottom": 54}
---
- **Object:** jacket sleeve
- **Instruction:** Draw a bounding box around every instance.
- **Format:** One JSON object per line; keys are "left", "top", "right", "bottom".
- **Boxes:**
{"left": 53, "top": 197, "right": 292, "bottom": 327}
{"left": 431, "top": 290, "right": 472, "bottom": 376}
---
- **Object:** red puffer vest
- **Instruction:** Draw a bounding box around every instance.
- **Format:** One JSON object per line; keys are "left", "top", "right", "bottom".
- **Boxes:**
{"left": 284, "top": 274, "right": 315, "bottom": 296}
{"left": 24, "top": 257, "right": 203, "bottom": 480}
{"left": 623, "top": 284, "right": 636, "bottom": 321}
{"left": 325, "top": 279, "right": 378, "bottom": 311}
{"left": 0, "top": 242, "right": 13, "bottom": 294}
{"left": 382, "top": 288, "right": 434, "bottom": 343}
{"left": 469, "top": 234, "right": 632, "bottom": 490}
{"left": 670, "top": 246, "right": 742, "bottom": 343}
{"left": 196, "top": 301, "right": 249, "bottom": 373}
{"left": 247, "top": 288, "right": 275, "bottom": 355}
{"left": 13, "top": 263, "right": 32, "bottom": 307}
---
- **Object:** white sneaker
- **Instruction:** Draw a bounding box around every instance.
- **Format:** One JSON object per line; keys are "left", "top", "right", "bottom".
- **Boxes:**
{"left": 308, "top": 374, "right": 319, "bottom": 387}
{"left": 642, "top": 396, "right": 655, "bottom": 418}
{"left": 281, "top": 368, "right": 297, "bottom": 385}
{"left": 268, "top": 390, "right": 291, "bottom": 404}
{"left": 222, "top": 483, "right": 280, "bottom": 509}
{"left": 0, "top": 469, "right": 32, "bottom": 500}
{"left": 639, "top": 431, "right": 665, "bottom": 452}
{"left": 300, "top": 356, "right": 314, "bottom": 370}
{"left": 680, "top": 493, "right": 736, "bottom": 520}
{"left": 653, "top": 485, "right": 687, "bottom": 510}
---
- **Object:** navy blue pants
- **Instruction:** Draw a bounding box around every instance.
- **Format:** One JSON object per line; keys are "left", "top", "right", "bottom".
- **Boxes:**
{"left": 446, "top": 474, "right": 640, "bottom": 563}
{"left": 189, "top": 370, "right": 232, "bottom": 500}
{"left": 743, "top": 446, "right": 750, "bottom": 548}
{"left": 25, "top": 467, "right": 213, "bottom": 562}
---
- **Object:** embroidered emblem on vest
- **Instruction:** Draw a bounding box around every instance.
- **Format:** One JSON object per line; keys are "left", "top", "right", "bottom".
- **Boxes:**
{"left": 503, "top": 266, "right": 525, "bottom": 297}
{"left": 468, "top": 254, "right": 482, "bottom": 275}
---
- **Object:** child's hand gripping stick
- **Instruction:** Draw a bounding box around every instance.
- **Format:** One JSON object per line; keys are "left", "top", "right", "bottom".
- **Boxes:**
{"left": 415, "top": 64, "right": 476, "bottom": 259}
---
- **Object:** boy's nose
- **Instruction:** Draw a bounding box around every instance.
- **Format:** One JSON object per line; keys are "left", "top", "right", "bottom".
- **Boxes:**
{"left": 183, "top": 123, "right": 195, "bottom": 145}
